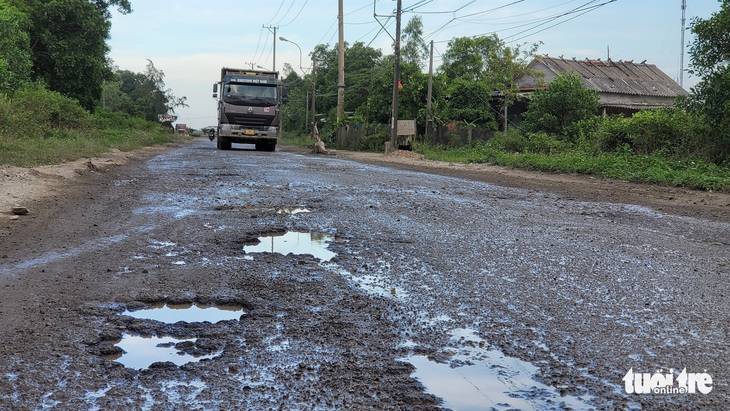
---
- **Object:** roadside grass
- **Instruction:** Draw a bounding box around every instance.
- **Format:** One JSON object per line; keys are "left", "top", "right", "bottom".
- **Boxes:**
{"left": 417, "top": 143, "right": 730, "bottom": 192}
{"left": 0, "top": 87, "right": 189, "bottom": 167}
{"left": 0, "top": 127, "right": 187, "bottom": 167}
{"left": 279, "top": 132, "right": 314, "bottom": 149}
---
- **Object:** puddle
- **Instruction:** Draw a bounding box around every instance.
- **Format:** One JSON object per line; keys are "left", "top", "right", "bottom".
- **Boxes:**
{"left": 276, "top": 207, "right": 310, "bottom": 215}
{"left": 404, "top": 328, "right": 594, "bottom": 410}
{"left": 107, "top": 334, "right": 219, "bottom": 370}
{"left": 407, "top": 354, "right": 594, "bottom": 410}
{"left": 123, "top": 303, "right": 245, "bottom": 323}
{"left": 243, "top": 231, "right": 336, "bottom": 261}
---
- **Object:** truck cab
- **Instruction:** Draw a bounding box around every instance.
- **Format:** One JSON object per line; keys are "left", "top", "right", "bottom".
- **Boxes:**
{"left": 213, "top": 68, "right": 284, "bottom": 151}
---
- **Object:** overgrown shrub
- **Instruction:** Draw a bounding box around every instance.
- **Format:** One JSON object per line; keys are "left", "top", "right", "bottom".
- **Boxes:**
{"left": 486, "top": 129, "right": 527, "bottom": 152}
{"left": 10, "top": 85, "right": 92, "bottom": 135}
{"left": 357, "top": 130, "right": 389, "bottom": 152}
{"left": 521, "top": 72, "right": 600, "bottom": 140}
{"left": 627, "top": 108, "right": 695, "bottom": 156}
{"left": 524, "top": 132, "right": 569, "bottom": 154}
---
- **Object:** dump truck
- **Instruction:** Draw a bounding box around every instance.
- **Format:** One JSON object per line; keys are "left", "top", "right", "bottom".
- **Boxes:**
{"left": 212, "top": 68, "right": 286, "bottom": 151}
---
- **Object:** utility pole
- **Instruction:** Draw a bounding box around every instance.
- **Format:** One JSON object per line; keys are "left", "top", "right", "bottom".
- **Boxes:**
{"left": 264, "top": 25, "right": 278, "bottom": 71}
{"left": 426, "top": 40, "right": 434, "bottom": 142}
{"left": 390, "top": 0, "right": 402, "bottom": 149}
{"left": 311, "top": 53, "right": 317, "bottom": 139}
{"left": 337, "top": 0, "right": 345, "bottom": 123}
{"left": 680, "top": 0, "right": 687, "bottom": 88}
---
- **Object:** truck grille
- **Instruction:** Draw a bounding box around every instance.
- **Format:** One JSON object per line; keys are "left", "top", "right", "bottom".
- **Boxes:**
{"left": 224, "top": 112, "right": 274, "bottom": 128}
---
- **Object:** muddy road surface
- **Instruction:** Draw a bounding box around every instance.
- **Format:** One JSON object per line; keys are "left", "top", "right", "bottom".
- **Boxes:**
{"left": 1, "top": 138, "right": 728, "bottom": 410}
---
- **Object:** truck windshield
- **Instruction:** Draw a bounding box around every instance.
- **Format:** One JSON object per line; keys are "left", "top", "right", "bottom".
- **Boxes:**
{"left": 223, "top": 84, "right": 277, "bottom": 106}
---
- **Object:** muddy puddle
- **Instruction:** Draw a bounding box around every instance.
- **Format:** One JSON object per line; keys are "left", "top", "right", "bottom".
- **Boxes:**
{"left": 243, "top": 231, "right": 336, "bottom": 261}
{"left": 109, "top": 303, "right": 244, "bottom": 369}
{"left": 123, "top": 303, "right": 244, "bottom": 323}
{"left": 276, "top": 207, "right": 310, "bottom": 215}
{"left": 404, "top": 328, "right": 594, "bottom": 410}
{"left": 107, "top": 334, "right": 220, "bottom": 370}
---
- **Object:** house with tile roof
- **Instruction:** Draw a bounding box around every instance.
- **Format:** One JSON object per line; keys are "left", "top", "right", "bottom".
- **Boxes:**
{"left": 515, "top": 55, "right": 688, "bottom": 117}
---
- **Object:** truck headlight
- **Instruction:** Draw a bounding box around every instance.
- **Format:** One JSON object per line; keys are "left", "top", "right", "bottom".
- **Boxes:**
{"left": 267, "top": 126, "right": 278, "bottom": 136}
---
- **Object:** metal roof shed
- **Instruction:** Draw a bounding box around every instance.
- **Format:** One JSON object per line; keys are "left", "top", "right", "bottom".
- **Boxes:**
{"left": 516, "top": 55, "right": 689, "bottom": 116}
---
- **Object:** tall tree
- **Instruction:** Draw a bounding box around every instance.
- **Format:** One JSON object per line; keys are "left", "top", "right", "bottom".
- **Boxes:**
{"left": 401, "top": 16, "right": 428, "bottom": 69}
{"left": 686, "top": 0, "right": 730, "bottom": 163}
{"left": 344, "top": 42, "right": 382, "bottom": 113}
{"left": 0, "top": 0, "right": 31, "bottom": 95}
{"left": 8, "top": 0, "right": 132, "bottom": 110}
{"left": 102, "top": 61, "right": 187, "bottom": 122}
{"left": 438, "top": 35, "right": 539, "bottom": 128}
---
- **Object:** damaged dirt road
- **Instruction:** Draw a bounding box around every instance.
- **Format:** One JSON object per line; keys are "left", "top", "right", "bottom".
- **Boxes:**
{"left": 1, "top": 138, "right": 728, "bottom": 410}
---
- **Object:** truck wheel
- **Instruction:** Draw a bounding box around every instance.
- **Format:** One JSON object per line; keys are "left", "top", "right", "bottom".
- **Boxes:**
{"left": 218, "top": 139, "right": 231, "bottom": 150}
{"left": 265, "top": 141, "right": 276, "bottom": 152}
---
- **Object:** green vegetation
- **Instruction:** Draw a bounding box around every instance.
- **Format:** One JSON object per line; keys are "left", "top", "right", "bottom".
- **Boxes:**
{"left": 418, "top": 139, "right": 730, "bottom": 192}
{"left": 415, "top": 72, "right": 729, "bottom": 192}
{"left": 0, "top": 0, "right": 188, "bottom": 168}
{"left": 0, "top": 86, "right": 184, "bottom": 166}
{"left": 278, "top": 8, "right": 730, "bottom": 192}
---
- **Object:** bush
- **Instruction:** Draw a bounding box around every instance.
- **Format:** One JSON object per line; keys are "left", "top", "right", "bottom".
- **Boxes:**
{"left": 524, "top": 132, "right": 569, "bottom": 154}
{"left": 521, "top": 72, "right": 600, "bottom": 140}
{"left": 9, "top": 85, "right": 92, "bottom": 136}
{"left": 357, "top": 130, "right": 389, "bottom": 152}
{"left": 593, "top": 115, "right": 632, "bottom": 153}
{"left": 486, "top": 129, "right": 527, "bottom": 153}
{"left": 627, "top": 108, "right": 695, "bottom": 156}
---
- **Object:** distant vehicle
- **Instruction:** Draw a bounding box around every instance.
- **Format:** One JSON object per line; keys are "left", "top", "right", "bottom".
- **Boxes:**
{"left": 212, "top": 68, "right": 286, "bottom": 151}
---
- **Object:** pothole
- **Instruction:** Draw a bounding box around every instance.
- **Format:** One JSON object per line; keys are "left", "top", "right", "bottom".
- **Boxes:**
{"left": 403, "top": 328, "right": 594, "bottom": 410}
{"left": 276, "top": 207, "right": 310, "bottom": 215}
{"left": 106, "top": 302, "right": 245, "bottom": 370}
{"left": 243, "top": 230, "right": 336, "bottom": 261}
{"left": 123, "top": 302, "right": 245, "bottom": 323}
{"left": 106, "top": 334, "right": 220, "bottom": 370}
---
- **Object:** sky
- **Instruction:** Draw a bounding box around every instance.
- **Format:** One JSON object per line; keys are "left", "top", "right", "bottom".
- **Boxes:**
{"left": 107, "top": 0, "right": 721, "bottom": 129}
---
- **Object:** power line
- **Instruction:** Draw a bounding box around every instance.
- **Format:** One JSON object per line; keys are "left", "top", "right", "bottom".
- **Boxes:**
{"left": 267, "top": 0, "right": 287, "bottom": 24}
{"left": 280, "top": 0, "right": 310, "bottom": 27}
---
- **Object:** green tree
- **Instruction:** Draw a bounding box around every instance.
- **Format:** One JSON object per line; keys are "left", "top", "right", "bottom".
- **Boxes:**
{"left": 102, "top": 61, "right": 186, "bottom": 122}
{"left": 344, "top": 42, "right": 382, "bottom": 114}
{"left": 401, "top": 16, "right": 428, "bottom": 69}
{"left": 441, "top": 78, "right": 498, "bottom": 130}
{"left": 8, "top": 0, "right": 133, "bottom": 110}
{"left": 685, "top": 0, "right": 730, "bottom": 164}
{"left": 92, "top": 0, "right": 131, "bottom": 17}
{"left": 521, "top": 72, "right": 599, "bottom": 139}
{"left": 0, "top": 0, "right": 31, "bottom": 95}
{"left": 438, "top": 35, "right": 539, "bottom": 127}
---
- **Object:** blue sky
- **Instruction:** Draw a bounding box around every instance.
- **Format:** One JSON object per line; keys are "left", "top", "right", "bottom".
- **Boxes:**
{"left": 108, "top": 0, "right": 720, "bottom": 129}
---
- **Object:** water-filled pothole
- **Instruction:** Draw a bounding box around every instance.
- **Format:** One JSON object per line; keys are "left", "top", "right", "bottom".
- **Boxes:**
{"left": 243, "top": 231, "right": 336, "bottom": 261}
{"left": 107, "top": 334, "right": 219, "bottom": 370}
{"left": 404, "top": 328, "right": 594, "bottom": 410}
{"left": 123, "top": 303, "right": 245, "bottom": 323}
{"left": 276, "top": 207, "right": 310, "bottom": 215}
{"left": 108, "top": 303, "right": 244, "bottom": 369}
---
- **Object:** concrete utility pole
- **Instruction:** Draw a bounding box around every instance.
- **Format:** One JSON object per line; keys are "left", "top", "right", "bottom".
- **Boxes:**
{"left": 390, "top": 0, "right": 402, "bottom": 149}
{"left": 311, "top": 53, "right": 317, "bottom": 140}
{"left": 680, "top": 0, "right": 687, "bottom": 88}
{"left": 426, "top": 40, "right": 434, "bottom": 141}
{"left": 337, "top": 0, "right": 345, "bottom": 123}
{"left": 264, "top": 25, "right": 278, "bottom": 71}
